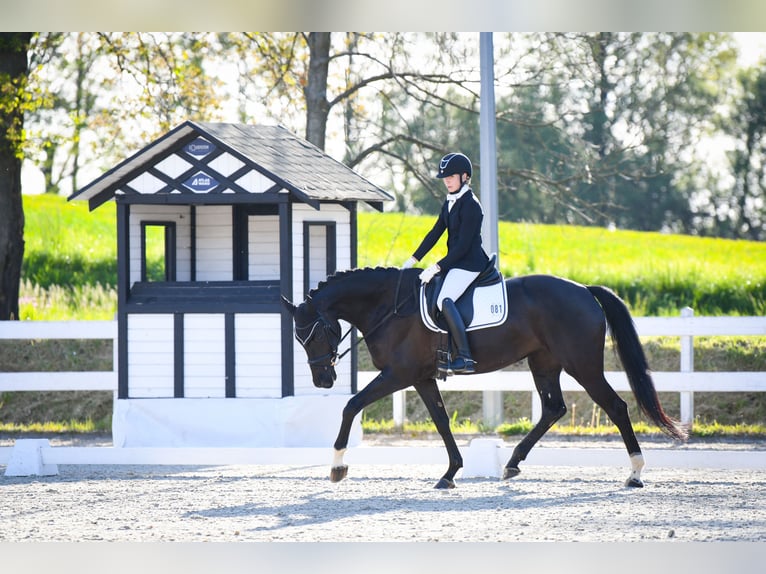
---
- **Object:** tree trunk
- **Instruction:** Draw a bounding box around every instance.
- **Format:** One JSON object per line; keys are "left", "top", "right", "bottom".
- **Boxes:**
{"left": 0, "top": 33, "right": 31, "bottom": 320}
{"left": 304, "top": 32, "right": 331, "bottom": 150}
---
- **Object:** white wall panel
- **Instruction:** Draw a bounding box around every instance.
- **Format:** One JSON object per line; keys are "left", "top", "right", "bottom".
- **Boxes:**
{"left": 234, "top": 171, "right": 278, "bottom": 194}
{"left": 207, "top": 153, "right": 245, "bottom": 177}
{"left": 128, "top": 314, "right": 174, "bottom": 398}
{"left": 128, "top": 172, "right": 166, "bottom": 194}
{"left": 184, "top": 314, "right": 226, "bottom": 398}
{"left": 195, "top": 206, "right": 232, "bottom": 281}
{"left": 154, "top": 154, "right": 192, "bottom": 179}
{"left": 235, "top": 314, "right": 282, "bottom": 397}
{"left": 248, "top": 215, "right": 280, "bottom": 280}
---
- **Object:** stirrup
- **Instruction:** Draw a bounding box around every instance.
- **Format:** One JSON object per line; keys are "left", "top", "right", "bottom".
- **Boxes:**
{"left": 437, "top": 351, "right": 476, "bottom": 376}
{"left": 449, "top": 356, "right": 476, "bottom": 374}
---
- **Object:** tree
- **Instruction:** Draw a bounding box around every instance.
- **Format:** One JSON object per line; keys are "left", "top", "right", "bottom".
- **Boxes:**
{"left": 26, "top": 33, "right": 102, "bottom": 195}
{"left": 716, "top": 66, "right": 766, "bottom": 240}
{"left": 0, "top": 33, "right": 32, "bottom": 320}
{"left": 2, "top": 33, "right": 226, "bottom": 318}
{"left": 24, "top": 33, "right": 224, "bottom": 196}
{"left": 487, "top": 33, "right": 737, "bottom": 231}
{"left": 218, "top": 32, "right": 478, "bottom": 192}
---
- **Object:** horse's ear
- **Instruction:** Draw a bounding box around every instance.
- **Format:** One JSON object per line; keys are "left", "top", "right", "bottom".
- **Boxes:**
{"left": 281, "top": 295, "right": 296, "bottom": 316}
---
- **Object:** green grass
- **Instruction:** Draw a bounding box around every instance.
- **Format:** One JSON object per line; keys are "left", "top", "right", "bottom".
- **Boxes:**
{"left": 360, "top": 417, "right": 766, "bottom": 439}
{"left": 358, "top": 211, "right": 766, "bottom": 316}
{"left": 19, "top": 195, "right": 766, "bottom": 318}
{"left": 21, "top": 194, "right": 117, "bottom": 320}
{"left": 0, "top": 419, "right": 110, "bottom": 434}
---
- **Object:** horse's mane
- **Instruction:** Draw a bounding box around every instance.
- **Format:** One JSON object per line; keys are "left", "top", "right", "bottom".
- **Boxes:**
{"left": 308, "top": 266, "right": 420, "bottom": 317}
{"left": 308, "top": 266, "right": 404, "bottom": 299}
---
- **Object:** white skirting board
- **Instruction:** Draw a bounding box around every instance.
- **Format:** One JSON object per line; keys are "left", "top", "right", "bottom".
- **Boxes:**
{"left": 111, "top": 395, "right": 361, "bottom": 448}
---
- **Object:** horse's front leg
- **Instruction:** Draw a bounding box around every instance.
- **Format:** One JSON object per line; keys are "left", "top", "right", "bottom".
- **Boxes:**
{"left": 330, "top": 368, "right": 407, "bottom": 483}
{"left": 414, "top": 379, "right": 463, "bottom": 489}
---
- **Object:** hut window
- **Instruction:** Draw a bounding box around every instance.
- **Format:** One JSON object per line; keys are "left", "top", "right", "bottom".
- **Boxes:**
{"left": 303, "top": 222, "right": 336, "bottom": 295}
{"left": 141, "top": 221, "right": 177, "bottom": 282}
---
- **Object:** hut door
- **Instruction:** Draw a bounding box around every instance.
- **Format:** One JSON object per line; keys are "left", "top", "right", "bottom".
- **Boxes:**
{"left": 303, "top": 222, "right": 336, "bottom": 295}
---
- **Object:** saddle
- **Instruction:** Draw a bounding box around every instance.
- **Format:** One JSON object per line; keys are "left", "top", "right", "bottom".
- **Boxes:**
{"left": 420, "top": 255, "right": 508, "bottom": 333}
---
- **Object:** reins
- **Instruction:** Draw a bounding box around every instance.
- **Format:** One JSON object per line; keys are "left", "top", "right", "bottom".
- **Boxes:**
{"left": 334, "top": 270, "right": 414, "bottom": 363}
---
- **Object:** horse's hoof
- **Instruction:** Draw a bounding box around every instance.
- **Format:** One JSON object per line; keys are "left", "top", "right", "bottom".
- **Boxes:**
{"left": 625, "top": 477, "right": 644, "bottom": 488}
{"left": 502, "top": 466, "right": 521, "bottom": 480}
{"left": 434, "top": 478, "right": 456, "bottom": 489}
{"left": 330, "top": 465, "right": 348, "bottom": 482}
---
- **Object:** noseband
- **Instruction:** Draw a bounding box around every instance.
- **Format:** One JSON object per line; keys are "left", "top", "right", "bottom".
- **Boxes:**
{"left": 294, "top": 314, "right": 341, "bottom": 367}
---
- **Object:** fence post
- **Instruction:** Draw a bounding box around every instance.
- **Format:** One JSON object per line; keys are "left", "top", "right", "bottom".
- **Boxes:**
{"left": 392, "top": 390, "right": 406, "bottom": 428}
{"left": 483, "top": 390, "right": 504, "bottom": 429}
{"left": 680, "top": 307, "right": 695, "bottom": 426}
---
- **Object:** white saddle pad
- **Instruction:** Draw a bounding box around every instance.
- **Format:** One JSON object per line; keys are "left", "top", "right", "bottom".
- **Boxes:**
{"left": 420, "top": 276, "right": 508, "bottom": 333}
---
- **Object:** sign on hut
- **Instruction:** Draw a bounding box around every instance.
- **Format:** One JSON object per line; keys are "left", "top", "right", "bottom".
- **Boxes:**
{"left": 69, "top": 121, "right": 393, "bottom": 447}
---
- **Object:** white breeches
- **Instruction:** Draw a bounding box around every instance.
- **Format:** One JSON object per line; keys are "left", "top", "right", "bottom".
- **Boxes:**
{"left": 437, "top": 268, "right": 480, "bottom": 311}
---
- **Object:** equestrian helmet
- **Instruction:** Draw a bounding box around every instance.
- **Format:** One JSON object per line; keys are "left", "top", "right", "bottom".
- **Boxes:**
{"left": 436, "top": 152, "right": 472, "bottom": 179}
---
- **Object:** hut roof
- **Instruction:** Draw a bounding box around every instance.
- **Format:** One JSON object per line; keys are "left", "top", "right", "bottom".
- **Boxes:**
{"left": 68, "top": 121, "right": 393, "bottom": 211}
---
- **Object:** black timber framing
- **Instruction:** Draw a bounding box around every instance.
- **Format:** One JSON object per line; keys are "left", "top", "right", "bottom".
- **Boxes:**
{"left": 225, "top": 313, "right": 236, "bottom": 398}
{"left": 174, "top": 313, "right": 184, "bottom": 398}
{"left": 117, "top": 202, "right": 130, "bottom": 399}
{"left": 279, "top": 201, "right": 294, "bottom": 397}
{"left": 190, "top": 206, "right": 197, "bottom": 281}
{"left": 347, "top": 201, "right": 358, "bottom": 394}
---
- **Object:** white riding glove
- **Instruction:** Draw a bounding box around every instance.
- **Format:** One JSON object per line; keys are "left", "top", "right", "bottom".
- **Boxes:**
{"left": 419, "top": 263, "right": 440, "bottom": 284}
{"left": 402, "top": 256, "right": 418, "bottom": 269}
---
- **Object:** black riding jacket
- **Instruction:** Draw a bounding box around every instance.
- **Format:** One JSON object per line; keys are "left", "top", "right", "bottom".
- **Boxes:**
{"left": 412, "top": 187, "right": 490, "bottom": 273}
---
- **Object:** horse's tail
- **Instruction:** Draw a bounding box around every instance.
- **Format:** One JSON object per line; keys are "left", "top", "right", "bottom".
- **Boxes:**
{"left": 587, "top": 285, "right": 688, "bottom": 442}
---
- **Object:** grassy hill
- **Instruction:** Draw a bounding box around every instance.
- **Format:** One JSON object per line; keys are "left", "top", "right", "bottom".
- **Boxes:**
{"left": 358, "top": 210, "right": 766, "bottom": 316}
{"left": 19, "top": 194, "right": 766, "bottom": 319}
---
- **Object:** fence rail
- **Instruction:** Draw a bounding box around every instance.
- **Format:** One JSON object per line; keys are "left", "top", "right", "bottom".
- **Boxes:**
{"left": 0, "top": 320, "right": 117, "bottom": 392}
{"left": 359, "top": 310, "right": 766, "bottom": 427}
{"left": 2, "top": 314, "right": 765, "bottom": 426}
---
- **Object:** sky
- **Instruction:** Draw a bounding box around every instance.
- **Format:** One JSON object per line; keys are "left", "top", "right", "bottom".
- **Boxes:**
{"left": 733, "top": 32, "right": 766, "bottom": 66}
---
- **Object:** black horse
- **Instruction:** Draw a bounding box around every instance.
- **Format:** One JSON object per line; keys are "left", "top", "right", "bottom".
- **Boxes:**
{"left": 282, "top": 267, "right": 687, "bottom": 489}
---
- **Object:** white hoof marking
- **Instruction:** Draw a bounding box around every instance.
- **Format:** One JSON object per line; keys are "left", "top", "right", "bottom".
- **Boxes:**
{"left": 629, "top": 452, "right": 645, "bottom": 483}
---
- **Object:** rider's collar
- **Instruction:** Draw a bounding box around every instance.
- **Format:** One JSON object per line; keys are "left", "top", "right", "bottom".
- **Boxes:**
{"left": 447, "top": 184, "right": 471, "bottom": 208}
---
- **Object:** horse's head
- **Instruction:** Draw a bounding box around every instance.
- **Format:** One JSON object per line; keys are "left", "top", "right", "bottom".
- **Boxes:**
{"left": 282, "top": 296, "right": 340, "bottom": 389}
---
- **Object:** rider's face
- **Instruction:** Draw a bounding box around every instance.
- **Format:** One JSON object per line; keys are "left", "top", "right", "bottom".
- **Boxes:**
{"left": 443, "top": 173, "right": 464, "bottom": 193}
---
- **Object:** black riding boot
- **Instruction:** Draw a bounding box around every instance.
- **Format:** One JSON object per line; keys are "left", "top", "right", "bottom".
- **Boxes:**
{"left": 440, "top": 298, "right": 476, "bottom": 374}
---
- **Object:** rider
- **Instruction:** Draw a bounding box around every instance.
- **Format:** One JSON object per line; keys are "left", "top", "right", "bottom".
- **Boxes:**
{"left": 402, "top": 152, "right": 490, "bottom": 374}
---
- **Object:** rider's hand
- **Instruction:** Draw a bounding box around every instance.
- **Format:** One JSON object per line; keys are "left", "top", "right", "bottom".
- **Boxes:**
{"left": 402, "top": 256, "right": 418, "bottom": 269}
{"left": 419, "top": 263, "right": 440, "bottom": 284}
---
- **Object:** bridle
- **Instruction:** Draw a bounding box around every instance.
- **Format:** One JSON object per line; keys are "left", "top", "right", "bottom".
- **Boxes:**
{"left": 294, "top": 313, "right": 342, "bottom": 367}
{"left": 294, "top": 270, "right": 415, "bottom": 367}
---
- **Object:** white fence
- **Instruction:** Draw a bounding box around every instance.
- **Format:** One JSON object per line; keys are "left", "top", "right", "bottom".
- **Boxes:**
{"left": 0, "top": 320, "right": 117, "bottom": 392}
{"left": 359, "top": 309, "right": 766, "bottom": 427}
{"left": 1, "top": 313, "right": 766, "bottom": 426}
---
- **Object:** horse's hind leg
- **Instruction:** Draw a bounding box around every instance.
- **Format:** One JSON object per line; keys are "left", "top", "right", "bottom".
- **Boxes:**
{"left": 414, "top": 379, "right": 463, "bottom": 489}
{"left": 503, "top": 351, "right": 566, "bottom": 480}
{"left": 576, "top": 369, "right": 645, "bottom": 487}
